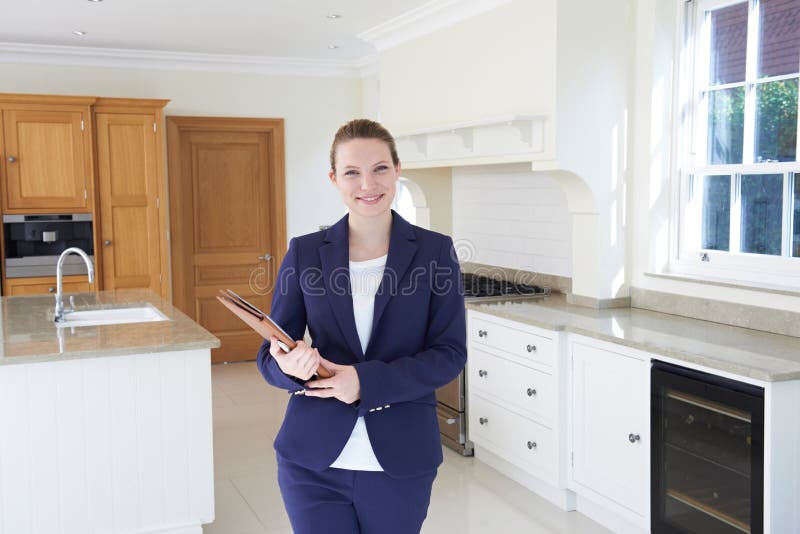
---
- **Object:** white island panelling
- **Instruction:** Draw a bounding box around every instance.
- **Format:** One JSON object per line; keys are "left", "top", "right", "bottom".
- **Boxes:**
{"left": 0, "top": 349, "right": 214, "bottom": 534}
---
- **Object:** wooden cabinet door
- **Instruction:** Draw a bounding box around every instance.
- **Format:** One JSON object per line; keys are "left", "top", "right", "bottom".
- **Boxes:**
{"left": 571, "top": 340, "right": 649, "bottom": 517}
{"left": 95, "top": 113, "right": 161, "bottom": 294}
{"left": 2, "top": 109, "right": 89, "bottom": 211}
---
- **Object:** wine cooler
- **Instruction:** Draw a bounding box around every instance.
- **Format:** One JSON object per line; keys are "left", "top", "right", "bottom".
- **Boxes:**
{"left": 651, "top": 362, "right": 764, "bottom": 534}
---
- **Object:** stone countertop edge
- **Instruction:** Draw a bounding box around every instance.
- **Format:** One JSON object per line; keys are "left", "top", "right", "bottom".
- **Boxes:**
{"left": 466, "top": 294, "right": 800, "bottom": 383}
{"left": 0, "top": 288, "right": 221, "bottom": 365}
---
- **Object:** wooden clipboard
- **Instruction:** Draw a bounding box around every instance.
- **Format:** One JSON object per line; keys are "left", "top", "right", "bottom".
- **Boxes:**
{"left": 216, "top": 289, "right": 332, "bottom": 379}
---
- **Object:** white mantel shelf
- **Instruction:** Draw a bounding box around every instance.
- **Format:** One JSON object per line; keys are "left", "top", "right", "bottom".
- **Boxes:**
{"left": 394, "top": 114, "right": 552, "bottom": 169}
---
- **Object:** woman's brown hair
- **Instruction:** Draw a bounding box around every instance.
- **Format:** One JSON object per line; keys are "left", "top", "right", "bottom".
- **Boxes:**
{"left": 329, "top": 119, "right": 399, "bottom": 172}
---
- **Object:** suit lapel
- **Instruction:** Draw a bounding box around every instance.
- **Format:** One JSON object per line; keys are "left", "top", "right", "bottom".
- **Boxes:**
{"left": 318, "top": 209, "right": 418, "bottom": 362}
{"left": 369, "top": 213, "right": 417, "bottom": 352}
{"left": 319, "top": 213, "right": 364, "bottom": 361}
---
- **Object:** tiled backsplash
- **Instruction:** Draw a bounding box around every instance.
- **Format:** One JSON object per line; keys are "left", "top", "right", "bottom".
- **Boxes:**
{"left": 452, "top": 167, "right": 571, "bottom": 277}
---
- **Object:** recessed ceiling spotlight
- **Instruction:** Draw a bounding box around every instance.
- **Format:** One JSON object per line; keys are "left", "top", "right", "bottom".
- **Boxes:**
{"left": 88, "top": 0, "right": 103, "bottom": 3}
{"left": 326, "top": 13, "right": 342, "bottom": 19}
{"left": 72, "top": 30, "right": 87, "bottom": 36}
{"left": 328, "top": 44, "right": 339, "bottom": 49}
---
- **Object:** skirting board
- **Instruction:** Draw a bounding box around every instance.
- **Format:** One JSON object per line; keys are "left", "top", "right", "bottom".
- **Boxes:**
{"left": 473, "top": 445, "right": 575, "bottom": 511}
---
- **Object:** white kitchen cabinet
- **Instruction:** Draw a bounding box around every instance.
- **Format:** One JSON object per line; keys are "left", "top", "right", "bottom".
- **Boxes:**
{"left": 568, "top": 336, "right": 650, "bottom": 528}
{"left": 466, "top": 310, "right": 570, "bottom": 508}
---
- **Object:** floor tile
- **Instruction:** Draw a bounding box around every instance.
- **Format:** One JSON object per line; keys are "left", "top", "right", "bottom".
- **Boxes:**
{"left": 204, "top": 361, "right": 611, "bottom": 534}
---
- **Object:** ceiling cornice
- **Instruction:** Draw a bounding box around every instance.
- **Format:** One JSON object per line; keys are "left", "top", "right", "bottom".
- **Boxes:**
{"left": 0, "top": 42, "right": 378, "bottom": 79}
{"left": 357, "top": 0, "right": 512, "bottom": 52}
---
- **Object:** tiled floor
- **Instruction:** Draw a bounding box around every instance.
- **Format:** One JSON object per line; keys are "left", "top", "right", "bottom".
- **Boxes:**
{"left": 205, "top": 361, "right": 610, "bottom": 534}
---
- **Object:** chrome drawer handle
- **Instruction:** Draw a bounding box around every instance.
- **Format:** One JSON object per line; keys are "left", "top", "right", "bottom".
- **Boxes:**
{"left": 479, "top": 417, "right": 488, "bottom": 425}
{"left": 526, "top": 388, "right": 537, "bottom": 397}
{"left": 628, "top": 433, "right": 640, "bottom": 443}
{"left": 478, "top": 369, "right": 488, "bottom": 378}
{"left": 527, "top": 441, "right": 537, "bottom": 450}
{"left": 526, "top": 344, "right": 537, "bottom": 353}
{"left": 446, "top": 418, "right": 457, "bottom": 425}
{"left": 478, "top": 329, "right": 487, "bottom": 338}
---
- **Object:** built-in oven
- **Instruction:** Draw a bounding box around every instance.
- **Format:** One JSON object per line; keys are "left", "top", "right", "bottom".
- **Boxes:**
{"left": 3, "top": 214, "right": 94, "bottom": 278}
{"left": 651, "top": 361, "right": 764, "bottom": 534}
{"left": 436, "top": 272, "right": 549, "bottom": 456}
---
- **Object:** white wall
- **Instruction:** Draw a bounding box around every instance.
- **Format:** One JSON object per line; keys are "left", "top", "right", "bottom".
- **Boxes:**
{"left": 451, "top": 164, "right": 571, "bottom": 277}
{"left": 630, "top": 0, "right": 800, "bottom": 313}
{"left": 0, "top": 62, "right": 362, "bottom": 244}
{"left": 377, "top": 0, "right": 557, "bottom": 138}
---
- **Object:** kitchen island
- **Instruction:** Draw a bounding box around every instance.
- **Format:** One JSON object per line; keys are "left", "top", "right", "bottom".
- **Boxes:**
{"left": 0, "top": 289, "right": 220, "bottom": 534}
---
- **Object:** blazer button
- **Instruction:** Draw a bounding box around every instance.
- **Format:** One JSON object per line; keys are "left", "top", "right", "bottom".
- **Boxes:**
{"left": 384, "top": 404, "right": 390, "bottom": 408}
{"left": 368, "top": 408, "right": 375, "bottom": 413}
{"left": 376, "top": 406, "right": 382, "bottom": 411}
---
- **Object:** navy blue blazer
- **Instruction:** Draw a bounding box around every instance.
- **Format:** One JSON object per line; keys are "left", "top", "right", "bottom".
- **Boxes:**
{"left": 256, "top": 208, "right": 467, "bottom": 478}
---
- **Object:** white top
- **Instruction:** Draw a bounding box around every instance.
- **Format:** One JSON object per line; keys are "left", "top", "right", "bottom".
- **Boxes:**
{"left": 329, "top": 253, "right": 388, "bottom": 471}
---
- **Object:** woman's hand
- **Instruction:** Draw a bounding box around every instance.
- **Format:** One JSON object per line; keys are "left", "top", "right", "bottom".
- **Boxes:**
{"left": 304, "top": 357, "right": 361, "bottom": 404}
{"left": 269, "top": 337, "right": 320, "bottom": 381}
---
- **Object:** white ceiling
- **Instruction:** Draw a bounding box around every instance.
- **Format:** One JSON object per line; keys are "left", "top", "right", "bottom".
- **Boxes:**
{"left": 0, "top": 0, "right": 433, "bottom": 61}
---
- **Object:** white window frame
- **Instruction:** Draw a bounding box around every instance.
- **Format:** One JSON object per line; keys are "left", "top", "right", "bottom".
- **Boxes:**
{"left": 671, "top": 0, "right": 800, "bottom": 289}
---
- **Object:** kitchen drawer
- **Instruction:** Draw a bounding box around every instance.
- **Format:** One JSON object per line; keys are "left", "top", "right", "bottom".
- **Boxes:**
{"left": 470, "top": 314, "right": 556, "bottom": 368}
{"left": 469, "top": 348, "right": 556, "bottom": 428}
{"left": 436, "top": 404, "right": 464, "bottom": 448}
{"left": 469, "top": 392, "right": 557, "bottom": 484}
{"left": 4, "top": 275, "right": 94, "bottom": 296}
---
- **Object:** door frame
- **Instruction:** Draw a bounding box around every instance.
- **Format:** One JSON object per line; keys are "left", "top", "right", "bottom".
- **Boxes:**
{"left": 165, "top": 116, "right": 287, "bottom": 317}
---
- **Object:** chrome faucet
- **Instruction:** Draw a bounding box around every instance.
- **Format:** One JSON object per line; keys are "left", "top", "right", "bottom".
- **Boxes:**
{"left": 54, "top": 247, "right": 95, "bottom": 323}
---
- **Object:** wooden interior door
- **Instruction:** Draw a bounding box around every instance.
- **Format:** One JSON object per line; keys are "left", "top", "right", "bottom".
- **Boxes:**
{"left": 95, "top": 112, "right": 163, "bottom": 294}
{"left": 2, "top": 109, "right": 89, "bottom": 212}
{"left": 167, "top": 117, "right": 286, "bottom": 363}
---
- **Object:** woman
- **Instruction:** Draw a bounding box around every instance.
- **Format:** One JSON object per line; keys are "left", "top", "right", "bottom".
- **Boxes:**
{"left": 256, "top": 118, "right": 467, "bottom": 534}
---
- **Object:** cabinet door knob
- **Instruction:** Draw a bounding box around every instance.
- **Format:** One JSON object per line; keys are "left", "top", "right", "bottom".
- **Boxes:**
{"left": 479, "top": 417, "right": 488, "bottom": 425}
{"left": 527, "top": 441, "right": 537, "bottom": 450}
{"left": 478, "top": 329, "right": 487, "bottom": 338}
{"left": 527, "top": 388, "right": 537, "bottom": 397}
{"left": 48, "top": 287, "right": 55, "bottom": 293}
{"left": 628, "top": 433, "right": 641, "bottom": 443}
{"left": 258, "top": 253, "right": 272, "bottom": 261}
{"left": 8, "top": 156, "right": 17, "bottom": 163}
{"left": 104, "top": 240, "right": 112, "bottom": 246}
{"left": 526, "top": 344, "right": 537, "bottom": 352}
{"left": 478, "top": 369, "right": 487, "bottom": 378}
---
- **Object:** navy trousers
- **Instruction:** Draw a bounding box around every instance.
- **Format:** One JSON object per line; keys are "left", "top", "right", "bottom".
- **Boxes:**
{"left": 276, "top": 453, "right": 437, "bottom": 534}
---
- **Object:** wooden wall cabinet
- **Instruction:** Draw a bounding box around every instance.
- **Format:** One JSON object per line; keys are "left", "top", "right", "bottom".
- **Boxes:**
{"left": 0, "top": 95, "right": 96, "bottom": 213}
{"left": 0, "top": 94, "right": 170, "bottom": 299}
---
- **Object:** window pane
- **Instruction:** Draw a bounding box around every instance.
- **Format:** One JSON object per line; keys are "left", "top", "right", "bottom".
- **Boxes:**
{"left": 709, "top": 2, "right": 748, "bottom": 85}
{"left": 702, "top": 175, "right": 731, "bottom": 251}
{"left": 794, "top": 176, "right": 800, "bottom": 257}
{"left": 758, "top": 0, "right": 800, "bottom": 78}
{"left": 707, "top": 87, "right": 745, "bottom": 164}
{"left": 741, "top": 174, "right": 784, "bottom": 255}
{"left": 755, "top": 79, "right": 799, "bottom": 162}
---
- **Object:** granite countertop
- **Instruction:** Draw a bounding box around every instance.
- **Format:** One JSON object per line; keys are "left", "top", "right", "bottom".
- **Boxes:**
{"left": 466, "top": 293, "right": 800, "bottom": 382}
{"left": 0, "top": 289, "right": 220, "bottom": 365}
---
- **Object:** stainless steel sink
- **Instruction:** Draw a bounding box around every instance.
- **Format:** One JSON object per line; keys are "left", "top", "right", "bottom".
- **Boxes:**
{"left": 55, "top": 304, "right": 168, "bottom": 328}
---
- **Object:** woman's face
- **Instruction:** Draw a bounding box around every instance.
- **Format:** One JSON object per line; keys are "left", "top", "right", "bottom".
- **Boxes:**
{"left": 329, "top": 138, "right": 400, "bottom": 218}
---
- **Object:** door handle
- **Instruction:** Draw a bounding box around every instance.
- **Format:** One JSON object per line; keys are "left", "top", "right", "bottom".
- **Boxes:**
{"left": 104, "top": 240, "right": 112, "bottom": 246}
{"left": 8, "top": 156, "right": 17, "bottom": 163}
{"left": 258, "top": 253, "right": 272, "bottom": 261}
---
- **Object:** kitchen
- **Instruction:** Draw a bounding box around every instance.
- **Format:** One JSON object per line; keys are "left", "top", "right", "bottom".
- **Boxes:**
{"left": 1, "top": 1, "right": 799, "bottom": 533}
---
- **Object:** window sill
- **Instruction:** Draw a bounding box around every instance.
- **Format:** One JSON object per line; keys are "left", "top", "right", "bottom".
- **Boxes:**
{"left": 643, "top": 271, "right": 800, "bottom": 298}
